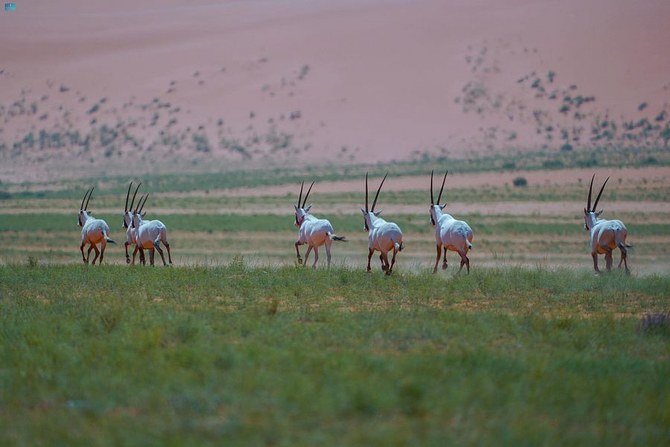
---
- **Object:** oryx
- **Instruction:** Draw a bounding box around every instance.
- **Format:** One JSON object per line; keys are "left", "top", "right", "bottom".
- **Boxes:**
{"left": 429, "top": 170, "right": 473, "bottom": 274}
{"left": 293, "top": 181, "right": 346, "bottom": 269}
{"left": 122, "top": 181, "right": 144, "bottom": 264}
{"left": 584, "top": 174, "right": 630, "bottom": 274}
{"left": 77, "top": 187, "right": 115, "bottom": 264}
{"left": 361, "top": 173, "right": 403, "bottom": 275}
{"left": 131, "top": 193, "right": 173, "bottom": 266}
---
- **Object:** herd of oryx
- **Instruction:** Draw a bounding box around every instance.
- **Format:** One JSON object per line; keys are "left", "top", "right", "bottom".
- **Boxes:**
{"left": 77, "top": 171, "right": 631, "bottom": 275}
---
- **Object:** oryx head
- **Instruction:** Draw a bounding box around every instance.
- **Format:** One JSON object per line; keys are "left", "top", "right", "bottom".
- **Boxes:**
{"left": 78, "top": 187, "right": 94, "bottom": 227}
{"left": 584, "top": 174, "right": 609, "bottom": 231}
{"left": 131, "top": 193, "right": 149, "bottom": 229}
{"left": 361, "top": 172, "right": 387, "bottom": 231}
{"left": 123, "top": 181, "right": 142, "bottom": 229}
{"left": 294, "top": 181, "right": 314, "bottom": 227}
{"left": 430, "top": 170, "right": 448, "bottom": 226}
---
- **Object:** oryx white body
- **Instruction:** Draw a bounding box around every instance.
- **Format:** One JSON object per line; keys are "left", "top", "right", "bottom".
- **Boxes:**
{"left": 78, "top": 187, "right": 115, "bottom": 264}
{"left": 584, "top": 175, "right": 629, "bottom": 274}
{"left": 362, "top": 173, "right": 403, "bottom": 275}
{"left": 131, "top": 198, "right": 172, "bottom": 266}
{"left": 122, "top": 182, "right": 148, "bottom": 265}
{"left": 294, "top": 181, "right": 346, "bottom": 269}
{"left": 429, "top": 171, "right": 473, "bottom": 274}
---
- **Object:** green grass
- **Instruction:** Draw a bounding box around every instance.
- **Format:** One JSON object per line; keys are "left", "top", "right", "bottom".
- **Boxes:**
{"left": 1, "top": 264, "right": 668, "bottom": 445}
{"left": 3, "top": 145, "right": 668, "bottom": 199}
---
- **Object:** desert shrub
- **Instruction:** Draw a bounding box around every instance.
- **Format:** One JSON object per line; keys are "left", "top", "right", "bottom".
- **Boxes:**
{"left": 512, "top": 176, "right": 528, "bottom": 187}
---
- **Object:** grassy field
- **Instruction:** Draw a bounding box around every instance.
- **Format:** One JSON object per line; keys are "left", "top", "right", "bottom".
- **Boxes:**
{"left": 0, "top": 264, "right": 668, "bottom": 446}
{"left": 1, "top": 163, "right": 669, "bottom": 273}
{"left": 0, "top": 159, "right": 668, "bottom": 444}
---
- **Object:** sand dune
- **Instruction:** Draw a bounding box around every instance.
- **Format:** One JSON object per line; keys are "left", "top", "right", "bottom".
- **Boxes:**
{"left": 1, "top": 0, "right": 669, "bottom": 181}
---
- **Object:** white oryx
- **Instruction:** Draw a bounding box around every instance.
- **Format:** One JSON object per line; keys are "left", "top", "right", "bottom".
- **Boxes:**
{"left": 583, "top": 174, "right": 630, "bottom": 274}
{"left": 122, "top": 181, "right": 144, "bottom": 264}
{"left": 429, "top": 170, "right": 473, "bottom": 274}
{"left": 294, "top": 181, "right": 346, "bottom": 269}
{"left": 361, "top": 173, "right": 403, "bottom": 275}
{"left": 77, "top": 187, "right": 115, "bottom": 264}
{"left": 131, "top": 193, "right": 173, "bottom": 266}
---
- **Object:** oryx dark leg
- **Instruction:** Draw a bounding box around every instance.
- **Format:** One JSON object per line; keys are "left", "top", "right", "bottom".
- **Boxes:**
{"left": 433, "top": 245, "right": 442, "bottom": 274}
{"left": 379, "top": 253, "right": 387, "bottom": 271}
{"left": 164, "top": 241, "right": 173, "bottom": 265}
{"left": 457, "top": 250, "right": 470, "bottom": 274}
{"left": 80, "top": 241, "right": 88, "bottom": 263}
{"left": 90, "top": 244, "right": 100, "bottom": 265}
{"left": 295, "top": 241, "right": 304, "bottom": 265}
{"left": 149, "top": 249, "right": 155, "bottom": 266}
{"left": 312, "top": 246, "right": 319, "bottom": 269}
{"left": 131, "top": 245, "right": 139, "bottom": 265}
{"left": 442, "top": 249, "right": 448, "bottom": 270}
{"left": 367, "top": 248, "right": 374, "bottom": 272}
{"left": 618, "top": 245, "right": 630, "bottom": 275}
{"left": 325, "top": 240, "right": 332, "bottom": 268}
{"left": 388, "top": 249, "right": 398, "bottom": 275}
{"left": 303, "top": 245, "right": 313, "bottom": 268}
{"left": 155, "top": 242, "right": 167, "bottom": 266}
{"left": 125, "top": 241, "right": 132, "bottom": 264}
{"left": 592, "top": 252, "right": 601, "bottom": 274}
{"left": 86, "top": 244, "right": 95, "bottom": 264}
{"left": 604, "top": 248, "right": 613, "bottom": 272}
{"left": 380, "top": 251, "right": 392, "bottom": 275}
{"left": 99, "top": 240, "right": 107, "bottom": 264}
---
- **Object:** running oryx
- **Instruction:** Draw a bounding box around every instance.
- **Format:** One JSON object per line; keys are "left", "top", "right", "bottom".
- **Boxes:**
{"left": 131, "top": 193, "right": 173, "bottom": 266}
{"left": 429, "top": 170, "right": 473, "bottom": 274}
{"left": 361, "top": 173, "right": 403, "bottom": 275}
{"left": 293, "top": 181, "right": 346, "bottom": 269}
{"left": 122, "top": 181, "right": 143, "bottom": 264}
{"left": 583, "top": 174, "right": 630, "bottom": 274}
{"left": 77, "top": 187, "right": 115, "bottom": 264}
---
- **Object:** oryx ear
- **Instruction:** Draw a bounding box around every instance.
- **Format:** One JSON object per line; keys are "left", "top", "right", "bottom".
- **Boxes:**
{"left": 374, "top": 210, "right": 382, "bottom": 216}
{"left": 294, "top": 205, "right": 300, "bottom": 212}
{"left": 596, "top": 209, "right": 603, "bottom": 216}
{"left": 584, "top": 207, "right": 588, "bottom": 214}
{"left": 141, "top": 211, "right": 146, "bottom": 217}
{"left": 440, "top": 204, "right": 447, "bottom": 210}
{"left": 361, "top": 208, "right": 366, "bottom": 214}
{"left": 305, "top": 205, "right": 312, "bottom": 212}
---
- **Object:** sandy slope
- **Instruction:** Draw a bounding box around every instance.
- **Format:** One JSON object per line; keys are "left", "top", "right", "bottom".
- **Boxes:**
{"left": 1, "top": 0, "right": 669, "bottom": 181}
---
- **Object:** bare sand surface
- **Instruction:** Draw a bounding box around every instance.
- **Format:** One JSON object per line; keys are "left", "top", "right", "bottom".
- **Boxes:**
{"left": 1, "top": 0, "right": 669, "bottom": 183}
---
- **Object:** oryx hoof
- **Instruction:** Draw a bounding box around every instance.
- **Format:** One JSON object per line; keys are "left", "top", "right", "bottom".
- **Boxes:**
{"left": 442, "top": 262, "right": 448, "bottom": 270}
{"left": 385, "top": 270, "right": 393, "bottom": 276}
{"left": 126, "top": 257, "right": 131, "bottom": 264}
{"left": 297, "top": 258, "right": 303, "bottom": 265}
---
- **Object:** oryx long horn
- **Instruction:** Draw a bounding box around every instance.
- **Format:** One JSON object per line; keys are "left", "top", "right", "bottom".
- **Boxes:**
{"left": 587, "top": 174, "right": 595, "bottom": 211}
{"left": 592, "top": 176, "right": 609, "bottom": 212}
{"left": 298, "top": 181, "right": 304, "bottom": 208}
{"left": 138, "top": 193, "right": 150, "bottom": 214}
{"left": 365, "top": 172, "right": 369, "bottom": 212}
{"left": 84, "top": 187, "right": 94, "bottom": 210}
{"left": 129, "top": 182, "right": 141, "bottom": 212}
{"left": 430, "top": 170, "right": 435, "bottom": 205}
{"left": 302, "top": 181, "right": 314, "bottom": 208}
{"left": 80, "top": 188, "right": 91, "bottom": 210}
{"left": 125, "top": 182, "right": 133, "bottom": 212}
{"left": 371, "top": 173, "right": 388, "bottom": 213}
{"left": 437, "top": 170, "right": 448, "bottom": 205}
{"left": 134, "top": 194, "right": 145, "bottom": 213}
